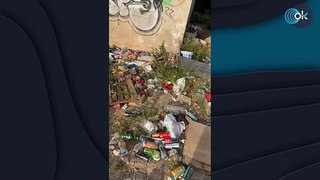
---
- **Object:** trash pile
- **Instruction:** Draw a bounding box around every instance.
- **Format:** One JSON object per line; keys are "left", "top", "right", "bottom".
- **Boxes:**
{"left": 180, "top": 24, "right": 211, "bottom": 64}
{"left": 109, "top": 45, "right": 211, "bottom": 180}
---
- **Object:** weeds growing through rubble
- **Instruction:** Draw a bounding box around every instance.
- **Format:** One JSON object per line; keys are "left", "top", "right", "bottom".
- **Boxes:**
{"left": 181, "top": 37, "right": 210, "bottom": 62}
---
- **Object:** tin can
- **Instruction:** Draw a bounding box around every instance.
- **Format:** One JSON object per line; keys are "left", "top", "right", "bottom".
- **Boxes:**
{"left": 163, "top": 139, "right": 179, "bottom": 144}
{"left": 171, "top": 166, "right": 185, "bottom": 179}
{"left": 164, "top": 143, "right": 180, "bottom": 149}
{"left": 151, "top": 132, "right": 171, "bottom": 139}
{"left": 143, "top": 141, "right": 158, "bottom": 150}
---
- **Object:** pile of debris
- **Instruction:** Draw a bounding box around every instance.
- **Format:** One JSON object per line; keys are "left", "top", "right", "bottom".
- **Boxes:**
{"left": 109, "top": 46, "right": 211, "bottom": 180}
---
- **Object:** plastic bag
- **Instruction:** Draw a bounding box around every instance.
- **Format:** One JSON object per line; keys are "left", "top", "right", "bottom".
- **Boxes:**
{"left": 163, "top": 114, "right": 185, "bottom": 139}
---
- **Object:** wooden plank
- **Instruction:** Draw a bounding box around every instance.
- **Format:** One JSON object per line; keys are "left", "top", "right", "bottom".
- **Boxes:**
{"left": 109, "top": 76, "right": 137, "bottom": 105}
{"left": 126, "top": 76, "right": 137, "bottom": 102}
{"left": 183, "top": 119, "right": 211, "bottom": 165}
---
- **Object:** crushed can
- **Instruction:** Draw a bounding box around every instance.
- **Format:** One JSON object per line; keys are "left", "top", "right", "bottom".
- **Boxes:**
{"left": 164, "top": 143, "right": 180, "bottom": 149}
{"left": 171, "top": 166, "right": 185, "bottom": 180}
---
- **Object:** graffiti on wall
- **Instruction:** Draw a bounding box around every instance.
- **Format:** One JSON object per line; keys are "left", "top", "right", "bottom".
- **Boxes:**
{"left": 109, "top": 0, "right": 185, "bottom": 35}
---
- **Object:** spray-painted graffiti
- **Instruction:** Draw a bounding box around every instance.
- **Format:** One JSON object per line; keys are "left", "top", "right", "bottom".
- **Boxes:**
{"left": 109, "top": 0, "right": 185, "bottom": 35}
{"left": 109, "top": 0, "right": 164, "bottom": 35}
{"left": 164, "top": 7, "right": 174, "bottom": 19}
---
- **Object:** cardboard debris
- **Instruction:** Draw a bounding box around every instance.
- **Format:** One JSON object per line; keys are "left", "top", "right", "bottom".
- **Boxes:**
{"left": 183, "top": 117, "right": 211, "bottom": 170}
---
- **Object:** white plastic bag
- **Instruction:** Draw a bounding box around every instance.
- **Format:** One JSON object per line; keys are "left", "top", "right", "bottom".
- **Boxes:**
{"left": 163, "top": 114, "right": 185, "bottom": 139}
{"left": 173, "top": 77, "right": 186, "bottom": 95}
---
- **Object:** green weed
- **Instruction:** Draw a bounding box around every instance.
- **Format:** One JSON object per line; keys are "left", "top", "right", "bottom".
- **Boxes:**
{"left": 114, "top": 159, "right": 126, "bottom": 170}
{"left": 181, "top": 37, "right": 210, "bottom": 62}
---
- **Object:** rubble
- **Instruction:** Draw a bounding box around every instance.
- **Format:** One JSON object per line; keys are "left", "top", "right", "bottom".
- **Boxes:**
{"left": 109, "top": 46, "right": 211, "bottom": 180}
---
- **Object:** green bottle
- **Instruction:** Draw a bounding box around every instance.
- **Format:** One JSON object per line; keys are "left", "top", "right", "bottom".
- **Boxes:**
{"left": 122, "top": 134, "right": 139, "bottom": 141}
{"left": 143, "top": 148, "right": 154, "bottom": 158}
{"left": 143, "top": 148, "right": 160, "bottom": 161}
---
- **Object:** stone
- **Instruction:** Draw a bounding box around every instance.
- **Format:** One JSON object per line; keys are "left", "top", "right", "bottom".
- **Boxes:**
{"left": 113, "top": 149, "right": 121, "bottom": 156}
{"left": 109, "top": 139, "right": 117, "bottom": 145}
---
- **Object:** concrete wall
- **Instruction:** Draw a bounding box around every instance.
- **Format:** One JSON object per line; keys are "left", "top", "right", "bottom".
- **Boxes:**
{"left": 109, "top": 0, "right": 195, "bottom": 52}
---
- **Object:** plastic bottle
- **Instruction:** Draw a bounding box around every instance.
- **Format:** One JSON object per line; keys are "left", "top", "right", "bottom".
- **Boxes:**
{"left": 143, "top": 148, "right": 154, "bottom": 158}
{"left": 122, "top": 134, "right": 139, "bottom": 141}
{"left": 158, "top": 142, "right": 168, "bottom": 160}
{"left": 143, "top": 148, "right": 160, "bottom": 161}
{"left": 118, "top": 140, "right": 128, "bottom": 154}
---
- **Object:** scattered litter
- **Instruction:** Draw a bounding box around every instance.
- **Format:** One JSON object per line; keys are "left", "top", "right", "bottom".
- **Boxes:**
{"left": 141, "top": 120, "right": 158, "bottom": 135}
{"left": 143, "top": 64, "right": 153, "bottom": 73}
{"left": 165, "top": 143, "right": 180, "bottom": 149}
{"left": 170, "top": 166, "right": 185, "bottom": 180}
{"left": 168, "top": 149, "right": 178, "bottom": 157}
{"left": 109, "top": 45, "right": 211, "bottom": 179}
{"left": 187, "top": 111, "right": 198, "bottom": 121}
{"left": 118, "top": 139, "right": 128, "bottom": 155}
{"left": 163, "top": 114, "right": 185, "bottom": 139}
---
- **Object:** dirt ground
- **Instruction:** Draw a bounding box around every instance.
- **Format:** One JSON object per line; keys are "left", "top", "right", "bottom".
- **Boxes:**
{"left": 109, "top": 139, "right": 168, "bottom": 180}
